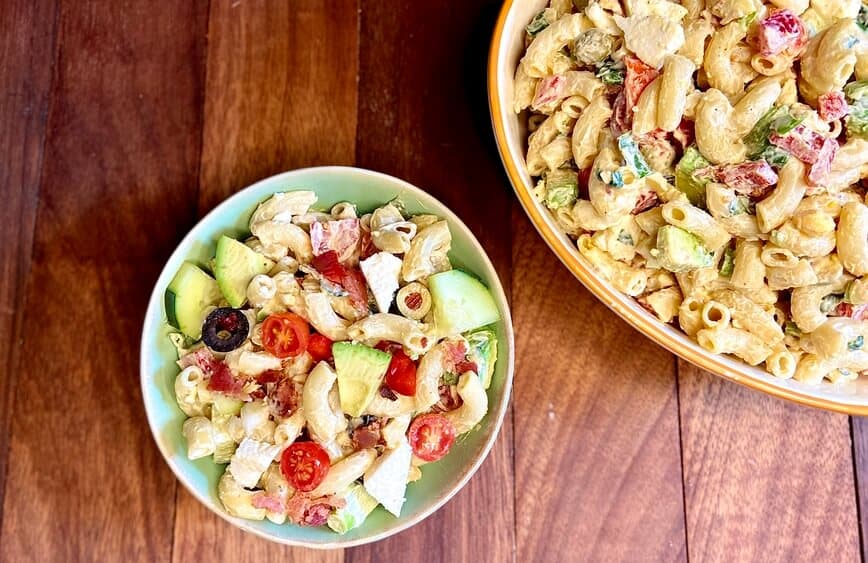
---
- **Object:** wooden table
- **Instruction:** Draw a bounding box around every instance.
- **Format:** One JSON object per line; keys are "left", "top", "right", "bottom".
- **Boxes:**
{"left": 1, "top": 2, "right": 865, "bottom": 562}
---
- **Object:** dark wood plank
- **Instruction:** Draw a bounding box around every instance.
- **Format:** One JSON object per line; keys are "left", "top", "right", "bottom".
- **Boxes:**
{"left": 680, "top": 362, "right": 860, "bottom": 562}
{"left": 196, "top": 0, "right": 360, "bottom": 213}
{"left": 851, "top": 417, "right": 868, "bottom": 560}
{"left": 0, "top": 1, "right": 209, "bottom": 560}
{"left": 0, "top": 0, "right": 58, "bottom": 526}
{"left": 347, "top": 1, "right": 516, "bottom": 561}
{"left": 512, "top": 212, "right": 687, "bottom": 562}
{"left": 172, "top": 1, "right": 358, "bottom": 559}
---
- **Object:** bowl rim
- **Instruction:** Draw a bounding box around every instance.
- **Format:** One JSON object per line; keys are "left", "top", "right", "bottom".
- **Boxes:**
{"left": 139, "top": 165, "right": 515, "bottom": 548}
{"left": 486, "top": 0, "right": 868, "bottom": 416}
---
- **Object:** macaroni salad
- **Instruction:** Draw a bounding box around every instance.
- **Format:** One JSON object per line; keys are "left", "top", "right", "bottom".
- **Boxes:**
{"left": 164, "top": 191, "right": 500, "bottom": 532}
{"left": 515, "top": 0, "right": 868, "bottom": 384}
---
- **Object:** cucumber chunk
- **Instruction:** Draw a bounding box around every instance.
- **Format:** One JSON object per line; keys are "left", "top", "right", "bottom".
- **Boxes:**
{"left": 214, "top": 235, "right": 274, "bottom": 307}
{"left": 429, "top": 270, "right": 500, "bottom": 335}
{"left": 165, "top": 261, "right": 223, "bottom": 340}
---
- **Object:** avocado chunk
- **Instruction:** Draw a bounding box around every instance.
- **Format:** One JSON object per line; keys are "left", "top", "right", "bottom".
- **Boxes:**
{"left": 465, "top": 328, "right": 498, "bottom": 389}
{"left": 333, "top": 342, "right": 392, "bottom": 417}
{"left": 214, "top": 235, "right": 274, "bottom": 307}
{"left": 655, "top": 225, "right": 714, "bottom": 273}
{"left": 428, "top": 270, "right": 501, "bottom": 336}
{"left": 674, "top": 146, "right": 711, "bottom": 207}
{"left": 165, "top": 261, "right": 223, "bottom": 340}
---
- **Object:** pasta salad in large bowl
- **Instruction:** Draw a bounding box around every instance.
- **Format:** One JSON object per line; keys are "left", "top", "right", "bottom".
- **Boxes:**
{"left": 489, "top": 0, "right": 868, "bottom": 411}
{"left": 140, "top": 167, "right": 513, "bottom": 547}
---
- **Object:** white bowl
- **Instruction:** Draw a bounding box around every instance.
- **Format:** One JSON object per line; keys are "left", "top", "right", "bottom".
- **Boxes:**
{"left": 487, "top": 0, "right": 868, "bottom": 414}
{"left": 140, "top": 166, "right": 514, "bottom": 547}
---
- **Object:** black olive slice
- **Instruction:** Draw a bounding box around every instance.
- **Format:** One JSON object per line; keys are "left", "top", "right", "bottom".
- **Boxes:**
{"left": 202, "top": 307, "right": 249, "bottom": 352}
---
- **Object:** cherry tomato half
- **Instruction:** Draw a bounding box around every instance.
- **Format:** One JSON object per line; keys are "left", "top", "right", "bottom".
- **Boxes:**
{"left": 375, "top": 342, "right": 417, "bottom": 396}
{"left": 307, "top": 333, "right": 334, "bottom": 362}
{"left": 280, "top": 441, "right": 330, "bottom": 492}
{"left": 407, "top": 414, "right": 456, "bottom": 462}
{"left": 261, "top": 313, "right": 310, "bottom": 358}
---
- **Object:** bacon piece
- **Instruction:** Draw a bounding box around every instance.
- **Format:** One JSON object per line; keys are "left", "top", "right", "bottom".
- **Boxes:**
{"left": 270, "top": 378, "right": 299, "bottom": 418}
{"left": 818, "top": 91, "right": 849, "bottom": 122}
{"left": 177, "top": 347, "right": 216, "bottom": 372}
{"left": 358, "top": 222, "right": 377, "bottom": 260}
{"left": 769, "top": 125, "right": 825, "bottom": 163}
{"left": 610, "top": 88, "right": 630, "bottom": 136}
{"left": 433, "top": 384, "right": 463, "bottom": 413}
{"left": 351, "top": 419, "right": 383, "bottom": 450}
{"left": 758, "top": 10, "right": 807, "bottom": 56}
{"left": 379, "top": 385, "right": 398, "bottom": 401}
{"left": 672, "top": 119, "right": 695, "bottom": 152}
{"left": 631, "top": 190, "right": 660, "bottom": 214}
{"left": 252, "top": 493, "right": 285, "bottom": 514}
{"left": 256, "top": 369, "right": 283, "bottom": 385}
{"left": 624, "top": 55, "right": 659, "bottom": 110}
{"left": 807, "top": 137, "right": 839, "bottom": 186}
{"left": 717, "top": 161, "right": 779, "bottom": 196}
{"left": 179, "top": 348, "right": 246, "bottom": 397}
{"left": 286, "top": 493, "right": 346, "bottom": 526}
{"left": 834, "top": 303, "right": 868, "bottom": 320}
{"left": 454, "top": 360, "right": 478, "bottom": 375}
{"left": 302, "top": 504, "right": 332, "bottom": 527}
{"left": 443, "top": 340, "right": 468, "bottom": 367}
{"left": 207, "top": 361, "right": 245, "bottom": 396}
{"left": 609, "top": 57, "right": 660, "bottom": 136}
{"left": 310, "top": 219, "right": 361, "bottom": 265}
{"left": 311, "top": 250, "right": 369, "bottom": 312}
{"left": 532, "top": 74, "right": 567, "bottom": 111}
{"left": 691, "top": 161, "right": 778, "bottom": 198}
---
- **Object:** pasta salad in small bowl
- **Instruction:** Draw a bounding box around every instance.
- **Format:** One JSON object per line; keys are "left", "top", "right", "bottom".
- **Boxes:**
{"left": 489, "top": 0, "right": 868, "bottom": 411}
{"left": 140, "top": 167, "right": 513, "bottom": 547}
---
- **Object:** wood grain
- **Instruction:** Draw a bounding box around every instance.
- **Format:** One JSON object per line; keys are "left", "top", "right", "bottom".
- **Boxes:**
{"left": 171, "top": 1, "right": 358, "bottom": 560}
{"left": 512, "top": 212, "right": 687, "bottom": 562}
{"left": 0, "top": 0, "right": 58, "bottom": 525}
{"left": 197, "top": 0, "right": 360, "bottom": 213}
{"left": 0, "top": 1, "right": 209, "bottom": 560}
{"left": 679, "top": 362, "right": 860, "bottom": 563}
{"left": 347, "top": 1, "right": 516, "bottom": 561}
{"left": 851, "top": 417, "right": 868, "bottom": 561}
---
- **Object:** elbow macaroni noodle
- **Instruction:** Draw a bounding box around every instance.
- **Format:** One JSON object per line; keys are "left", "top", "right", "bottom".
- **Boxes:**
{"left": 516, "top": 0, "right": 868, "bottom": 384}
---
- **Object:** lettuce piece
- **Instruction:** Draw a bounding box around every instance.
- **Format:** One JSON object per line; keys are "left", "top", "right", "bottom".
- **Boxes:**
{"left": 844, "top": 80, "right": 868, "bottom": 101}
{"left": 784, "top": 321, "right": 802, "bottom": 338}
{"left": 617, "top": 133, "right": 652, "bottom": 178}
{"left": 757, "top": 145, "right": 789, "bottom": 168}
{"left": 845, "top": 85, "right": 868, "bottom": 139}
{"left": 819, "top": 293, "right": 844, "bottom": 314}
{"left": 327, "top": 484, "right": 380, "bottom": 534}
{"left": 526, "top": 11, "right": 549, "bottom": 36}
{"left": 719, "top": 245, "right": 736, "bottom": 277}
{"left": 744, "top": 105, "right": 802, "bottom": 157}
{"left": 544, "top": 169, "right": 579, "bottom": 209}
{"left": 674, "top": 146, "right": 711, "bottom": 207}
{"left": 465, "top": 328, "right": 498, "bottom": 389}
{"left": 595, "top": 58, "right": 624, "bottom": 85}
{"left": 859, "top": 4, "right": 867, "bottom": 32}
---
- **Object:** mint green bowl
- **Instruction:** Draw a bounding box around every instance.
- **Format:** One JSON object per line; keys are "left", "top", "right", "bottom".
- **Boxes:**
{"left": 140, "top": 166, "right": 514, "bottom": 548}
